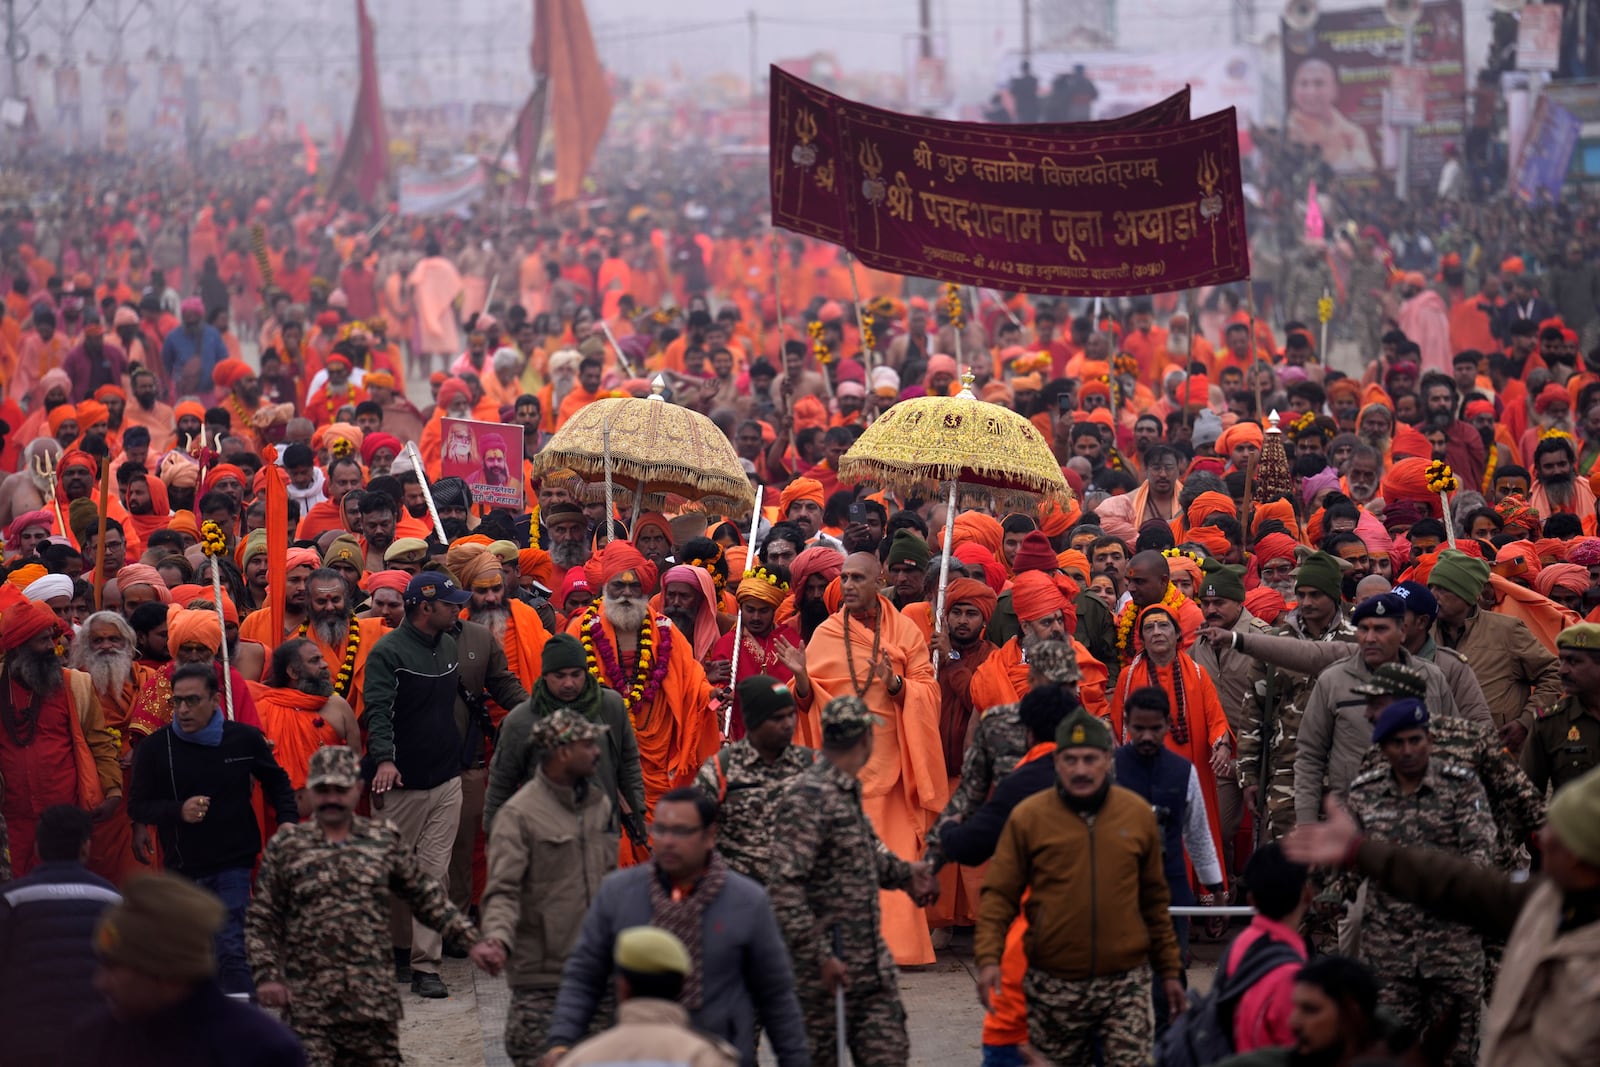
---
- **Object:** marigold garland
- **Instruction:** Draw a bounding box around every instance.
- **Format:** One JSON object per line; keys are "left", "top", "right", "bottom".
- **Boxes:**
{"left": 1317, "top": 295, "right": 1334, "bottom": 324}
{"left": 808, "top": 320, "right": 833, "bottom": 365}
{"left": 1424, "top": 460, "right": 1459, "bottom": 495}
{"left": 1115, "top": 582, "right": 1188, "bottom": 657}
{"left": 944, "top": 282, "right": 964, "bottom": 330}
{"left": 580, "top": 605, "right": 672, "bottom": 713}
{"left": 861, "top": 312, "right": 876, "bottom": 353}
{"left": 1113, "top": 354, "right": 1139, "bottom": 379}
{"left": 296, "top": 617, "right": 363, "bottom": 698}
{"left": 743, "top": 565, "right": 790, "bottom": 593}
{"left": 1481, "top": 444, "right": 1498, "bottom": 494}
{"left": 199, "top": 520, "right": 228, "bottom": 558}
{"left": 329, "top": 436, "right": 355, "bottom": 460}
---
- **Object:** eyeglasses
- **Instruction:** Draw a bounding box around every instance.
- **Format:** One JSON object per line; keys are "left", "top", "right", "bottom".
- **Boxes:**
{"left": 172, "top": 693, "right": 212, "bottom": 707}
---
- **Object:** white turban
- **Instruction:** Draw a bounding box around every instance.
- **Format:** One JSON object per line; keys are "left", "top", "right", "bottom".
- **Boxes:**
{"left": 23, "top": 573, "right": 75, "bottom": 603}
{"left": 492, "top": 346, "right": 522, "bottom": 373}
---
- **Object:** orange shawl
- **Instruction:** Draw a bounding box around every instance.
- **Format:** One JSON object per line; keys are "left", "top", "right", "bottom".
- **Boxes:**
{"left": 304, "top": 616, "right": 388, "bottom": 721}
{"left": 803, "top": 596, "right": 951, "bottom": 966}
{"left": 247, "top": 683, "right": 345, "bottom": 790}
{"left": 499, "top": 599, "right": 552, "bottom": 699}
{"left": 967, "top": 636, "right": 1110, "bottom": 721}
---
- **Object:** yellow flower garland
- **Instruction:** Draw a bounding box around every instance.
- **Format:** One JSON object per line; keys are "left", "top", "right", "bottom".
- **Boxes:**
{"left": 294, "top": 618, "right": 363, "bottom": 698}
{"left": 808, "top": 320, "right": 833, "bottom": 365}
{"left": 1424, "top": 460, "right": 1459, "bottom": 495}
{"left": 944, "top": 282, "right": 964, "bottom": 330}
{"left": 1115, "top": 582, "right": 1188, "bottom": 657}
{"left": 199, "top": 521, "right": 228, "bottom": 558}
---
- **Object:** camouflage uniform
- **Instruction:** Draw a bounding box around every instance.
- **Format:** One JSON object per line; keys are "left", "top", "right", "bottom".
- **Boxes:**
{"left": 1236, "top": 612, "right": 1356, "bottom": 841}
{"left": 1023, "top": 965, "right": 1152, "bottom": 1066}
{"left": 768, "top": 697, "right": 913, "bottom": 1067}
{"left": 245, "top": 751, "right": 481, "bottom": 1067}
{"left": 1347, "top": 757, "right": 1496, "bottom": 1067}
{"left": 693, "top": 740, "right": 816, "bottom": 885}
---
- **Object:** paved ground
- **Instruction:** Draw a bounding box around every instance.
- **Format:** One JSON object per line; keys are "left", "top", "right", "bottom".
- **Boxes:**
{"left": 397, "top": 930, "right": 1229, "bottom": 1066}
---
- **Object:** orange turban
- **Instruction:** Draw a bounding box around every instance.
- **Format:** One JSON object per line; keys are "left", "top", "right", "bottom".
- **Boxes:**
{"left": 213, "top": 359, "right": 254, "bottom": 391}
{"left": 1532, "top": 537, "right": 1568, "bottom": 564}
{"left": 175, "top": 400, "right": 206, "bottom": 422}
{"left": 943, "top": 576, "right": 998, "bottom": 624}
{"left": 166, "top": 606, "right": 223, "bottom": 655}
{"left": 202, "top": 463, "right": 246, "bottom": 496}
{"left": 736, "top": 571, "right": 788, "bottom": 608}
{"left": 1056, "top": 549, "right": 1090, "bottom": 581}
{"left": 778, "top": 478, "right": 825, "bottom": 516}
{"left": 1244, "top": 586, "right": 1286, "bottom": 624}
{"left": 792, "top": 395, "right": 828, "bottom": 432}
{"left": 595, "top": 539, "right": 657, "bottom": 591}
{"left": 116, "top": 564, "right": 170, "bottom": 604}
{"left": 1038, "top": 499, "right": 1078, "bottom": 538}
{"left": 1252, "top": 498, "right": 1300, "bottom": 541}
{"left": 169, "top": 511, "right": 200, "bottom": 540}
{"left": 1167, "top": 554, "right": 1203, "bottom": 587}
{"left": 47, "top": 405, "right": 78, "bottom": 435}
{"left": 634, "top": 511, "right": 672, "bottom": 545}
{"left": 1535, "top": 562, "right": 1588, "bottom": 599}
{"left": 363, "top": 570, "right": 412, "bottom": 595}
{"left": 1186, "top": 491, "right": 1237, "bottom": 531}
{"left": 75, "top": 399, "right": 110, "bottom": 428}
{"left": 169, "top": 584, "right": 206, "bottom": 607}
{"left": 0, "top": 600, "right": 60, "bottom": 652}
{"left": 284, "top": 547, "right": 321, "bottom": 572}
{"left": 953, "top": 542, "right": 1006, "bottom": 593}
{"left": 58, "top": 449, "right": 96, "bottom": 479}
{"left": 518, "top": 547, "right": 553, "bottom": 588}
{"left": 1187, "top": 525, "right": 1230, "bottom": 558}
{"left": 1495, "top": 540, "right": 1541, "bottom": 581}
{"left": 451, "top": 546, "right": 502, "bottom": 588}
{"left": 1254, "top": 532, "right": 1299, "bottom": 565}
{"left": 1012, "top": 570, "right": 1066, "bottom": 623}
{"left": 952, "top": 512, "right": 1005, "bottom": 559}
{"left": 1380, "top": 457, "right": 1439, "bottom": 512}
{"left": 1390, "top": 425, "right": 1432, "bottom": 461}
{"left": 1215, "top": 422, "right": 1263, "bottom": 458}
{"left": 1326, "top": 378, "right": 1361, "bottom": 405}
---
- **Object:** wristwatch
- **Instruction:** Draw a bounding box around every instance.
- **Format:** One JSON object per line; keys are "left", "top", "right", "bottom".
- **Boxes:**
{"left": 888, "top": 674, "right": 904, "bottom": 695}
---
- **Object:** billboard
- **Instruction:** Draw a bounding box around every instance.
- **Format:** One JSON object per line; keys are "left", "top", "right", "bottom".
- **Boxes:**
{"left": 440, "top": 418, "right": 524, "bottom": 510}
{"left": 1281, "top": 0, "right": 1466, "bottom": 192}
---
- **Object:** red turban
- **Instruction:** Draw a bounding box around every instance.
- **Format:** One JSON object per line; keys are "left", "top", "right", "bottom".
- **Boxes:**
{"left": 213, "top": 359, "right": 254, "bottom": 391}
{"left": 1254, "top": 532, "right": 1299, "bottom": 566}
{"left": 4, "top": 509, "right": 53, "bottom": 546}
{"left": 362, "top": 570, "right": 411, "bottom": 594}
{"left": 1012, "top": 570, "right": 1066, "bottom": 623}
{"left": 1215, "top": 422, "right": 1263, "bottom": 458}
{"left": 1244, "top": 586, "right": 1286, "bottom": 624}
{"left": 1390, "top": 426, "right": 1432, "bottom": 461}
{"left": 943, "top": 576, "right": 998, "bottom": 624}
{"left": 1380, "top": 457, "right": 1441, "bottom": 512}
{"left": 202, "top": 463, "right": 247, "bottom": 496}
{"left": 0, "top": 599, "right": 60, "bottom": 652}
{"left": 953, "top": 542, "right": 1005, "bottom": 593}
{"left": 788, "top": 545, "right": 844, "bottom": 596}
{"left": 58, "top": 449, "right": 97, "bottom": 478}
{"left": 1535, "top": 384, "right": 1571, "bottom": 414}
{"left": 1010, "top": 531, "right": 1059, "bottom": 574}
{"left": 47, "top": 406, "right": 78, "bottom": 435}
{"left": 633, "top": 511, "right": 672, "bottom": 545}
{"left": 1532, "top": 537, "right": 1569, "bottom": 564}
{"left": 778, "top": 478, "right": 825, "bottom": 516}
{"left": 436, "top": 379, "right": 472, "bottom": 410}
{"left": 284, "top": 547, "right": 322, "bottom": 572}
{"left": 360, "top": 432, "right": 402, "bottom": 465}
{"left": 1535, "top": 563, "right": 1588, "bottom": 600}
{"left": 1187, "top": 525, "right": 1231, "bottom": 558}
{"left": 1186, "top": 491, "right": 1237, "bottom": 531}
{"left": 595, "top": 539, "right": 658, "bottom": 591}
{"left": 1463, "top": 399, "right": 1495, "bottom": 419}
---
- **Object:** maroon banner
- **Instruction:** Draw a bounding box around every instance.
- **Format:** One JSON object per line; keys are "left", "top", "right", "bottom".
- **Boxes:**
{"left": 771, "top": 66, "right": 1191, "bottom": 251}
{"left": 771, "top": 70, "right": 1247, "bottom": 296}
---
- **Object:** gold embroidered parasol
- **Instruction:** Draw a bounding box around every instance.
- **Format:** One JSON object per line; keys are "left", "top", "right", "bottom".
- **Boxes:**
{"left": 529, "top": 384, "right": 755, "bottom": 515}
{"left": 838, "top": 373, "right": 1073, "bottom": 511}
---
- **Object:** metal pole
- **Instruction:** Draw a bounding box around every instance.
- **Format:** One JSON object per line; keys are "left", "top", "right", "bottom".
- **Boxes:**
{"left": 211, "top": 561, "right": 235, "bottom": 721}
{"left": 403, "top": 441, "right": 448, "bottom": 543}
{"left": 602, "top": 420, "right": 615, "bottom": 546}
{"left": 724, "top": 500, "right": 764, "bottom": 737}
{"left": 932, "top": 480, "right": 958, "bottom": 636}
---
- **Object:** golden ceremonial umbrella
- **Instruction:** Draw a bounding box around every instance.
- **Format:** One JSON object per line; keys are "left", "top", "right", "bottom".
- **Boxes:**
{"left": 529, "top": 381, "right": 756, "bottom": 522}
{"left": 838, "top": 373, "right": 1073, "bottom": 647}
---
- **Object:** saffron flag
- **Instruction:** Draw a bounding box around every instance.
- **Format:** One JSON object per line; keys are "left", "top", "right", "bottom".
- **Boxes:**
{"left": 534, "top": 0, "right": 611, "bottom": 203}
{"left": 510, "top": 80, "right": 548, "bottom": 207}
{"left": 327, "top": 0, "right": 389, "bottom": 204}
{"left": 298, "top": 122, "right": 319, "bottom": 176}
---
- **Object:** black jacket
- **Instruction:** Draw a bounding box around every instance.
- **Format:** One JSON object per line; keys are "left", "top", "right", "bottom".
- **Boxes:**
{"left": 76, "top": 979, "right": 306, "bottom": 1067}
{"left": 940, "top": 751, "right": 1056, "bottom": 867}
{"left": 0, "top": 861, "right": 122, "bottom": 1065}
{"left": 128, "top": 720, "right": 298, "bottom": 876}
{"left": 362, "top": 619, "right": 463, "bottom": 789}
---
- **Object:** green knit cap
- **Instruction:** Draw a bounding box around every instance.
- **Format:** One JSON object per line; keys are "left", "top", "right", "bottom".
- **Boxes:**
{"left": 1428, "top": 549, "right": 1490, "bottom": 605}
{"left": 1294, "top": 550, "right": 1344, "bottom": 602}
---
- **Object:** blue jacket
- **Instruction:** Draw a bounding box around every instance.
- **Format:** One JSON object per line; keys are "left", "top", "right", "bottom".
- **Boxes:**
{"left": 0, "top": 861, "right": 122, "bottom": 1065}
{"left": 546, "top": 862, "right": 810, "bottom": 1067}
{"left": 76, "top": 980, "right": 305, "bottom": 1067}
{"left": 161, "top": 323, "right": 227, "bottom": 386}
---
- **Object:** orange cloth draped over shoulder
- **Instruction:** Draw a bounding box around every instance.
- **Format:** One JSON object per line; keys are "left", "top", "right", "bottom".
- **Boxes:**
{"left": 967, "top": 635, "right": 1110, "bottom": 720}
{"left": 304, "top": 616, "right": 389, "bottom": 721}
{"left": 802, "top": 597, "right": 950, "bottom": 966}
{"left": 248, "top": 683, "right": 346, "bottom": 791}
{"left": 565, "top": 607, "right": 720, "bottom": 866}
{"left": 500, "top": 599, "right": 552, "bottom": 702}
{"left": 1110, "top": 646, "right": 1231, "bottom": 873}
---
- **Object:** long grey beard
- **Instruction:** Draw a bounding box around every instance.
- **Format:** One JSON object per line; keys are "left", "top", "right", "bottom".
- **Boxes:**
{"left": 312, "top": 615, "right": 351, "bottom": 648}
{"left": 604, "top": 595, "right": 647, "bottom": 634}
{"left": 83, "top": 650, "right": 133, "bottom": 696}
{"left": 472, "top": 604, "right": 510, "bottom": 640}
{"left": 550, "top": 541, "right": 590, "bottom": 569}
{"left": 12, "top": 649, "right": 65, "bottom": 694}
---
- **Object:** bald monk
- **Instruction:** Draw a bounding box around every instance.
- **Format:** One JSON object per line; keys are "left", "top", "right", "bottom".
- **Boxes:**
{"left": 565, "top": 540, "right": 720, "bottom": 866}
{"left": 969, "top": 571, "right": 1110, "bottom": 721}
{"left": 797, "top": 551, "right": 950, "bottom": 966}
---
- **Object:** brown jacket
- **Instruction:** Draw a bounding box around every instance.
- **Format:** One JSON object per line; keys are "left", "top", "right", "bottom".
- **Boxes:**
{"left": 480, "top": 769, "right": 615, "bottom": 988}
{"left": 1435, "top": 609, "right": 1561, "bottom": 732}
{"left": 975, "top": 783, "right": 1181, "bottom": 980}
{"left": 557, "top": 999, "right": 737, "bottom": 1067}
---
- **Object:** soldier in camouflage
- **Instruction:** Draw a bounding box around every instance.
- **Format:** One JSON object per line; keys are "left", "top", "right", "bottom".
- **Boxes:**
{"left": 1232, "top": 552, "right": 1356, "bottom": 841}
{"left": 246, "top": 746, "right": 505, "bottom": 1067}
{"left": 767, "top": 695, "right": 940, "bottom": 1067}
{"left": 693, "top": 675, "right": 814, "bottom": 886}
{"left": 1346, "top": 698, "right": 1496, "bottom": 1067}
{"left": 923, "top": 640, "right": 1080, "bottom": 872}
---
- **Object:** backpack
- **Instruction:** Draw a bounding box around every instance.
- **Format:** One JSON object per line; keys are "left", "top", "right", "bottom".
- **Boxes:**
{"left": 1151, "top": 932, "right": 1302, "bottom": 1067}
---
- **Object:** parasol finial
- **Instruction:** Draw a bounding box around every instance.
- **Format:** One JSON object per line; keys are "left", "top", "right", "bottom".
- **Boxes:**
{"left": 649, "top": 374, "right": 667, "bottom": 402}
{"left": 957, "top": 369, "right": 976, "bottom": 399}
{"left": 1267, "top": 409, "right": 1281, "bottom": 433}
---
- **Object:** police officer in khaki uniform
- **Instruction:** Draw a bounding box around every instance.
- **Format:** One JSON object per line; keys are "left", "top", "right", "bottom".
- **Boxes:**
{"left": 1522, "top": 623, "right": 1600, "bottom": 795}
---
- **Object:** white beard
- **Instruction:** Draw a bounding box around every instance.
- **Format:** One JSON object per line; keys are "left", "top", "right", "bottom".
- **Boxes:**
{"left": 312, "top": 615, "right": 350, "bottom": 648}
{"left": 603, "top": 595, "right": 647, "bottom": 634}
{"left": 85, "top": 649, "right": 133, "bottom": 696}
{"left": 472, "top": 604, "right": 510, "bottom": 640}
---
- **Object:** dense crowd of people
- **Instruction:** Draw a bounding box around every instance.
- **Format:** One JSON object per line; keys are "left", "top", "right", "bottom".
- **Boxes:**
{"left": 0, "top": 145, "right": 1599, "bottom": 1067}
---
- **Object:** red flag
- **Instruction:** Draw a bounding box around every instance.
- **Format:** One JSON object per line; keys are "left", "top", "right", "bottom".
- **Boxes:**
{"left": 509, "top": 81, "right": 548, "bottom": 206}
{"left": 298, "top": 122, "right": 319, "bottom": 175}
{"left": 327, "top": 0, "right": 389, "bottom": 204}
{"left": 534, "top": 0, "right": 611, "bottom": 203}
